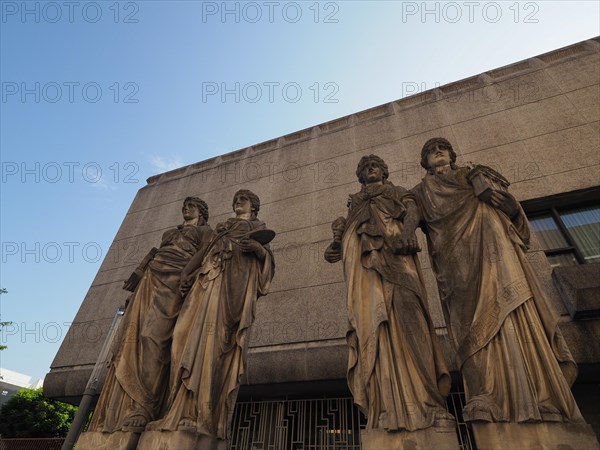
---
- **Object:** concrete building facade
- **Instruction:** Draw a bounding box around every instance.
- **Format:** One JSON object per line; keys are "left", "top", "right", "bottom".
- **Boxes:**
{"left": 45, "top": 37, "right": 600, "bottom": 444}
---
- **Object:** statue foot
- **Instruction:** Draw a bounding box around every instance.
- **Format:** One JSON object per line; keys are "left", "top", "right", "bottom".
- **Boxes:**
{"left": 144, "top": 419, "right": 162, "bottom": 431}
{"left": 538, "top": 403, "right": 562, "bottom": 422}
{"left": 177, "top": 418, "right": 197, "bottom": 431}
{"left": 463, "top": 395, "right": 503, "bottom": 422}
{"left": 434, "top": 408, "right": 455, "bottom": 427}
{"left": 121, "top": 412, "right": 149, "bottom": 432}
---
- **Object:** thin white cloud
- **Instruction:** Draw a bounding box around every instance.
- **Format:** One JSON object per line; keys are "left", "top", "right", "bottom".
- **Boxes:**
{"left": 88, "top": 176, "right": 116, "bottom": 191}
{"left": 148, "top": 156, "right": 185, "bottom": 173}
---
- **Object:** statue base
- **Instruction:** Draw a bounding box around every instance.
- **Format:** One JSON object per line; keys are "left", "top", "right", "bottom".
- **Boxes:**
{"left": 75, "top": 431, "right": 140, "bottom": 450}
{"left": 471, "top": 422, "right": 600, "bottom": 450}
{"left": 361, "top": 424, "right": 460, "bottom": 450}
{"left": 137, "top": 430, "right": 228, "bottom": 450}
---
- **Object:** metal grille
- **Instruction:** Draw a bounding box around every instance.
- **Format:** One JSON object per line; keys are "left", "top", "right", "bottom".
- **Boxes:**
{"left": 447, "top": 392, "right": 476, "bottom": 450}
{"left": 0, "top": 438, "right": 64, "bottom": 450}
{"left": 230, "top": 398, "right": 365, "bottom": 450}
{"left": 230, "top": 393, "right": 476, "bottom": 450}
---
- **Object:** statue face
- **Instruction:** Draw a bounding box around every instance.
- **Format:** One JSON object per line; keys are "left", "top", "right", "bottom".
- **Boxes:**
{"left": 182, "top": 202, "right": 201, "bottom": 222}
{"left": 426, "top": 144, "right": 452, "bottom": 169}
{"left": 233, "top": 193, "right": 253, "bottom": 217}
{"left": 361, "top": 160, "right": 384, "bottom": 184}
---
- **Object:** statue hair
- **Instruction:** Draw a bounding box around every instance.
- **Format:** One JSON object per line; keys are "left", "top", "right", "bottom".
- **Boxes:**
{"left": 420, "top": 137, "right": 458, "bottom": 170}
{"left": 183, "top": 197, "right": 209, "bottom": 221}
{"left": 356, "top": 154, "right": 389, "bottom": 184}
{"left": 232, "top": 189, "right": 260, "bottom": 217}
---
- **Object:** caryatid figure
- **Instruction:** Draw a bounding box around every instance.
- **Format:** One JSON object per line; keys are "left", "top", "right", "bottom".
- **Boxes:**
{"left": 87, "top": 197, "right": 213, "bottom": 433}
{"left": 324, "top": 155, "right": 453, "bottom": 431}
{"left": 411, "top": 138, "right": 584, "bottom": 423}
{"left": 147, "top": 189, "right": 275, "bottom": 440}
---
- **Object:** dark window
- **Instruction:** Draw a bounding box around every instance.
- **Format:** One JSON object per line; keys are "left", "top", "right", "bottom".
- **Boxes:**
{"left": 522, "top": 188, "right": 600, "bottom": 268}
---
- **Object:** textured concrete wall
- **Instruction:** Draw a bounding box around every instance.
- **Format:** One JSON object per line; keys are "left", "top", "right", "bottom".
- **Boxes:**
{"left": 44, "top": 37, "right": 600, "bottom": 403}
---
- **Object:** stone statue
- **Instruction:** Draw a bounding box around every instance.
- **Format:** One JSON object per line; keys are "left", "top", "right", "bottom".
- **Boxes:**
{"left": 146, "top": 189, "right": 275, "bottom": 440}
{"left": 86, "top": 197, "right": 213, "bottom": 433}
{"left": 411, "top": 137, "right": 584, "bottom": 423}
{"left": 324, "top": 155, "right": 453, "bottom": 432}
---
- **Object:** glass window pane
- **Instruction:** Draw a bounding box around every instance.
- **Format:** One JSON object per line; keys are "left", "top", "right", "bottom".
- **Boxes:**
{"left": 561, "top": 206, "right": 600, "bottom": 264}
{"left": 546, "top": 252, "right": 579, "bottom": 268}
{"left": 529, "top": 215, "right": 568, "bottom": 251}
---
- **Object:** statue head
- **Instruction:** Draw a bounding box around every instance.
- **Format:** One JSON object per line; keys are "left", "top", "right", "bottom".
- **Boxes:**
{"left": 420, "top": 137, "right": 457, "bottom": 170}
{"left": 183, "top": 197, "right": 209, "bottom": 223}
{"left": 356, "top": 154, "right": 389, "bottom": 185}
{"left": 232, "top": 189, "right": 260, "bottom": 218}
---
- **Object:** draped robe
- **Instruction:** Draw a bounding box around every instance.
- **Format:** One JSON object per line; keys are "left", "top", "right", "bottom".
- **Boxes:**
{"left": 148, "top": 217, "right": 274, "bottom": 439}
{"left": 88, "top": 223, "right": 213, "bottom": 432}
{"left": 342, "top": 182, "right": 451, "bottom": 431}
{"left": 411, "top": 167, "right": 584, "bottom": 423}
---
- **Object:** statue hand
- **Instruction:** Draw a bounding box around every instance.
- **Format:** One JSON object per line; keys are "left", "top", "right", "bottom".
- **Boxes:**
{"left": 240, "top": 239, "right": 265, "bottom": 256}
{"left": 324, "top": 242, "right": 342, "bottom": 263}
{"left": 488, "top": 190, "right": 519, "bottom": 219}
{"left": 123, "top": 268, "right": 144, "bottom": 292}
{"left": 393, "top": 234, "right": 421, "bottom": 255}
{"left": 179, "top": 275, "right": 195, "bottom": 298}
{"left": 331, "top": 216, "right": 347, "bottom": 239}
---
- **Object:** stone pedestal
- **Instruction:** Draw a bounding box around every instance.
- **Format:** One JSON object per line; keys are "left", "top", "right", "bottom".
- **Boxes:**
{"left": 361, "top": 425, "right": 460, "bottom": 450}
{"left": 471, "top": 422, "right": 600, "bottom": 450}
{"left": 136, "top": 430, "right": 228, "bottom": 450}
{"left": 75, "top": 431, "right": 140, "bottom": 450}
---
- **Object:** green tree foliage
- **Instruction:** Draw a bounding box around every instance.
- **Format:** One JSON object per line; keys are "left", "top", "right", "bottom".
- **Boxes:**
{"left": 0, "top": 388, "right": 77, "bottom": 437}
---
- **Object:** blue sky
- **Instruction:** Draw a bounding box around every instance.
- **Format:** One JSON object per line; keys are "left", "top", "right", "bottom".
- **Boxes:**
{"left": 1, "top": 1, "right": 599, "bottom": 381}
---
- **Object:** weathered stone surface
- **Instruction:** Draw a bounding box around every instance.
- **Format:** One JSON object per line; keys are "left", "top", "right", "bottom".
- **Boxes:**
{"left": 471, "top": 422, "right": 600, "bottom": 450}
{"left": 544, "top": 49, "right": 600, "bottom": 93}
{"left": 361, "top": 425, "right": 460, "bottom": 450}
{"left": 553, "top": 263, "right": 600, "bottom": 318}
{"left": 43, "top": 365, "right": 93, "bottom": 404}
{"left": 526, "top": 124, "right": 600, "bottom": 179}
{"left": 566, "top": 84, "right": 600, "bottom": 123}
{"left": 451, "top": 109, "right": 522, "bottom": 154}
{"left": 560, "top": 320, "right": 600, "bottom": 364}
{"left": 75, "top": 431, "right": 139, "bottom": 450}
{"left": 250, "top": 282, "right": 348, "bottom": 347}
{"left": 245, "top": 339, "right": 348, "bottom": 384}
{"left": 511, "top": 95, "right": 587, "bottom": 141}
{"left": 137, "top": 431, "right": 227, "bottom": 450}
